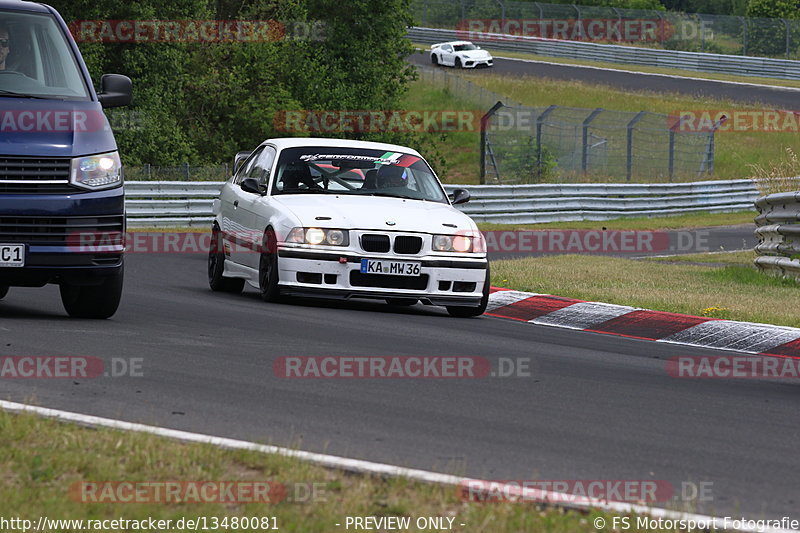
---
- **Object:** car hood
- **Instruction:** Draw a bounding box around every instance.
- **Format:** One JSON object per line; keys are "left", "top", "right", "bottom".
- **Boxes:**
{"left": 272, "top": 194, "right": 476, "bottom": 234}
{"left": 457, "top": 50, "right": 491, "bottom": 59}
{"left": 0, "top": 99, "right": 115, "bottom": 157}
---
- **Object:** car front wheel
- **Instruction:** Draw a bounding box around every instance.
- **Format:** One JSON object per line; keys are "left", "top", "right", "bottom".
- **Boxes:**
{"left": 446, "top": 266, "right": 490, "bottom": 318}
{"left": 259, "top": 228, "right": 281, "bottom": 302}
{"left": 431, "top": 54, "right": 438, "bottom": 65}
{"left": 60, "top": 266, "right": 124, "bottom": 319}
{"left": 208, "top": 225, "right": 245, "bottom": 293}
{"left": 455, "top": 57, "right": 462, "bottom": 69}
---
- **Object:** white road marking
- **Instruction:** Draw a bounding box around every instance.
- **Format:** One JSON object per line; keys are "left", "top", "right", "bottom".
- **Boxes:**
{"left": 0, "top": 399, "right": 793, "bottom": 533}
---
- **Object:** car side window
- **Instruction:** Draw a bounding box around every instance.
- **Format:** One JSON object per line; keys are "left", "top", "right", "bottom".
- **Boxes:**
{"left": 253, "top": 147, "right": 277, "bottom": 187}
{"left": 233, "top": 147, "right": 264, "bottom": 185}
{"left": 444, "top": 45, "right": 452, "bottom": 52}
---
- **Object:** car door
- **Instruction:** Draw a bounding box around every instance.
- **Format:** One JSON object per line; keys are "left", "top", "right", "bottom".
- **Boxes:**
{"left": 441, "top": 44, "right": 454, "bottom": 66}
{"left": 237, "top": 146, "right": 277, "bottom": 269}
{"left": 224, "top": 146, "right": 263, "bottom": 266}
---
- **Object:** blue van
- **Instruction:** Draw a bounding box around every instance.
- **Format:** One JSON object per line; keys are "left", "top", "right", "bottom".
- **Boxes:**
{"left": 0, "top": 1, "right": 131, "bottom": 318}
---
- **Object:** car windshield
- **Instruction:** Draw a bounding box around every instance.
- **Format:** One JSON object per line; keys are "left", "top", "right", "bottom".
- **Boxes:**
{"left": 272, "top": 146, "right": 448, "bottom": 204}
{"left": 0, "top": 10, "right": 89, "bottom": 99}
{"left": 453, "top": 43, "right": 478, "bottom": 51}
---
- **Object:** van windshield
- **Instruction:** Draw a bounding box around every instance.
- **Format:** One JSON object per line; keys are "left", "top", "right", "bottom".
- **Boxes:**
{"left": 0, "top": 10, "right": 90, "bottom": 99}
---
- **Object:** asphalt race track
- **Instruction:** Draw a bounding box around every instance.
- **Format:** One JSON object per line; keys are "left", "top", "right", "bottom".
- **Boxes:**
{"left": 408, "top": 51, "right": 800, "bottom": 107}
{"left": 1, "top": 253, "right": 798, "bottom": 519}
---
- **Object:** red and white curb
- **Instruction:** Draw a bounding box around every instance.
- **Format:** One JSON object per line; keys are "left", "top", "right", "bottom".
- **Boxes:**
{"left": 487, "top": 288, "right": 800, "bottom": 359}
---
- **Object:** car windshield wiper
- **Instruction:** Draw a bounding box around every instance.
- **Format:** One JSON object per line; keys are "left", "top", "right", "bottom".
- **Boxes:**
{"left": 361, "top": 191, "right": 420, "bottom": 200}
{"left": 0, "top": 90, "right": 49, "bottom": 99}
{"left": 280, "top": 188, "right": 337, "bottom": 194}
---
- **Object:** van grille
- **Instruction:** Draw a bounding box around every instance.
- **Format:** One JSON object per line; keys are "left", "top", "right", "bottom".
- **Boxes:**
{"left": 0, "top": 215, "right": 124, "bottom": 245}
{"left": 0, "top": 157, "right": 77, "bottom": 194}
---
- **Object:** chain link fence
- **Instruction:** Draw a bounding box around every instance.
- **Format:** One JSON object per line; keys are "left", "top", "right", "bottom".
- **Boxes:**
{"left": 125, "top": 164, "right": 230, "bottom": 181}
{"left": 411, "top": 0, "right": 800, "bottom": 59}
{"left": 420, "top": 67, "right": 716, "bottom": 184}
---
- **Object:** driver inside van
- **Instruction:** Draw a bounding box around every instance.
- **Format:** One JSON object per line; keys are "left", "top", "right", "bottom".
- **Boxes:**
{"left": 0, "top": 23, "right": 10, "bottom": 71}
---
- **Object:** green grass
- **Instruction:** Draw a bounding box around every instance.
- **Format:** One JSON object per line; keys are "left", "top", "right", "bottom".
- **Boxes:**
{"left": 401, "top": 78, "right": 482, "bottom": 184}
{"left": 492, "top": 252, "right": 800, "bottom": 327}
{"left": 478, "top": 210, "right": 755, "bottom": 231}
{"left": 0, "top": 409, "right": 649, "bottom": 533}
{"left": 457, "top": 72, "right": 800, "bottom": 182}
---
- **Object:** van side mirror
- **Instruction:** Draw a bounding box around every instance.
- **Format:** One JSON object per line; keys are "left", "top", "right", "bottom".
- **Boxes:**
{"left": 98, "top": 74, "right": 132, "bottom": 108}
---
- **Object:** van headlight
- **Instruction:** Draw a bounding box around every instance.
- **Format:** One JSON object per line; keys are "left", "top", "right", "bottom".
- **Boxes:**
{"left": 70, "top": 151, "right": 122, "bottom": 190}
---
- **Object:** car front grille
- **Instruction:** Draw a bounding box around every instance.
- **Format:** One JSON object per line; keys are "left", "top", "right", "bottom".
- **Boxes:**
{"left": 361, "top": 234, "right": 390, "bottom": 253}
{"left": 350, "top": 271, "right": 429, "bottom": 290}
{"left": 0, "top": 157, "right": 77, "bottom": 194}
{"left": 393, "top": 235, "right": 422, "bottom": 254}
{"left": 0, "top": 215, "right": 125, "bottom": 245}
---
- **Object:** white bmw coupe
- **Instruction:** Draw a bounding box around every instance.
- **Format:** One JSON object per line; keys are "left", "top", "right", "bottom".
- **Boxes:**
{"left": 209, "top": 138, "right": 490, "bottom": 317}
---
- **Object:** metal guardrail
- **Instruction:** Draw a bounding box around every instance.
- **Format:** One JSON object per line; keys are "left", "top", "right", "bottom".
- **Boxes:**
{"left": 754, "top": 191, "right": 800, "bottom": 279}
{"left": 412, "top": 0, "right": 800, "bottom": 60}
{"left": 409, "top": 27, "right": 800, "bottom": 81}
{"left": 125, "top": 179, "right": 757, "bottom": 227}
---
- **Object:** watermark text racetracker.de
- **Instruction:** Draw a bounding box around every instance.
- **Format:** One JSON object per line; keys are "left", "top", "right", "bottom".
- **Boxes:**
{"left": 273, "top": 356, "right": 534, "bottom": 379}
{"left": 668, "top": 355, "right": 800, "bottom": 379}
{"left": 67, "top": 229, "right": 712, "bottom": 255}
{"left": 0, "top": 356, "right": 143, "bottom": 379}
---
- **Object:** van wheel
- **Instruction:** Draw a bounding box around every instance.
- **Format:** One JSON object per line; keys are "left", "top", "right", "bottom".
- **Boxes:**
{"left": 0, "top": 285, "right": 8, "bottom": 300}
{"left": 259, "top": 228, "right": 281, "bottom": 302}
{"left": 60, "top": 266, "right": 124, "bottom": 319}
{"left": 208, "top": 224, "right": 244, "bottom": 293}
{"left": 446, "top": 266, "right": 490, "bottom": 318}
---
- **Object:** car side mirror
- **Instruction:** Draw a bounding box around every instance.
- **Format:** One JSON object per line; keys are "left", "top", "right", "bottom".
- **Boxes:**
{"left": 98, "top": 74, "right": 132, "bottom": 108}
{"left": 241, "top": 177, "right": 265, "bottom": 196}
{"left": 450, "top": 188, "right": 470, "bottom": 205}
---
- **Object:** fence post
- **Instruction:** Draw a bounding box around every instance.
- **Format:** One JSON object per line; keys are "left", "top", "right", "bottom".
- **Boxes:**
{"left": 423, "top": 0, "right": 428, "bottom": 27}
{"left": 573, "top": 4, "right": 583, "bottom": 40}
{"left": 668, "top": 130, "right": 675, "bottom": 182}
{"left": 183, "top": 162, "right": 190, "bottom": 180}
{"left": 700, "top": 116, "right": 727, "bottom": 175}
{"left": 460, "top": 0, "right": 466, "bottom": 21}
{"left": 581, "top": 108, "right": 603, "bottom": 174}
{"left": 536, "top": 105, "right": 558, "bottom": 174}
{"left": 626, "top": 111, "right": 646, "bottom": 182}
{"left": 480, "top": 101, "right": 505, "bottom": 184}
{"left": 740, "top": 16, "right": 747, "bottom": 56}
{"left": 145, "top": 163, "right": 151, "bottom": 180}
{"left": 783, "top": 18, "right": 790, "bottom": 58}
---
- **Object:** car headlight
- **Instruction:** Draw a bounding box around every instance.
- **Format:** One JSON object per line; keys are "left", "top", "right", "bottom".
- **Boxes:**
{"left": 433, "top": 232, "right": 486, "bottom": 253}
{"left": 70, "top": 151, "right": 122, "bottom": 190}
{"left": 287, "top": 227, "right": 349, "bottom": 246}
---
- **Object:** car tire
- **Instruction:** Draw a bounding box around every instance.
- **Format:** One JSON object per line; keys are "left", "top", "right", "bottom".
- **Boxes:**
{"left": 0, "top": 285, "right": 8, "bottom": 300}
{"left": 446, "top": 266, "right": 490, "bottom": 318}
{"left": 259, "top": 228, "right": 281, "bottom": 302}
{"left": 386, "top": 298, "right": 417, "bottom": 306}
{"left": 455, "top": 57, "right": 462, "bottom": 69}
{"left": 431, "top": 54, "right": 438, "bottom": 66}
{"left": 60, "top": 265, "right": 124, "bottom": 319}
{"left": 208, "top": 224, "right": 245, "bottom": 294}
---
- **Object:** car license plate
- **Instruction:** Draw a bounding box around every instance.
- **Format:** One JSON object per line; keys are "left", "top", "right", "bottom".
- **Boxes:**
{"left": 0, "top": 244, "right": 24, "bottom": 267}
{"left": 361, "top": 258, "right": 420, "bottom": 276}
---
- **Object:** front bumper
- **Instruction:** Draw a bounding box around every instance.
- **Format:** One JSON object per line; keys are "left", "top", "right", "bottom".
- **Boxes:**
{"left": 463, "top": 58, "right": 493, "bottom": 68}
{"left": 0, "top": 187, "right": 124, "bottom": 287}
{"left": 277, "top": 247, "right": 488, "bottom": 307}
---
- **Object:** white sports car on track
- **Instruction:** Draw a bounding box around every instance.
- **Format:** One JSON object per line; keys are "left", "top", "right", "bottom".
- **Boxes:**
{"left": 209, "top": 138, "right": 490, "bottom": 317}
{"left": 430, "top": 41, "right": 493, "bottom": 69}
